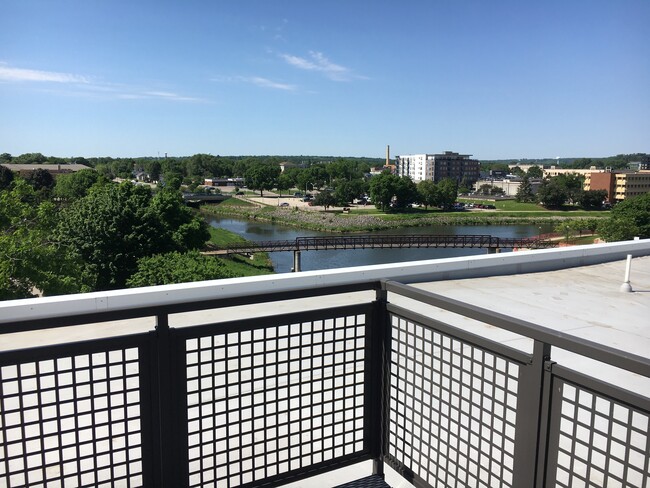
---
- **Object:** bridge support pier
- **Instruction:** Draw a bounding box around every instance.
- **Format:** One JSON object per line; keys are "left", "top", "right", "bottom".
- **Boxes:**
{"left": 487, "top": 248, "right": 501, "bottom": 254}
{"left": 293, "top": 251, "right": 301, "bottom": 272}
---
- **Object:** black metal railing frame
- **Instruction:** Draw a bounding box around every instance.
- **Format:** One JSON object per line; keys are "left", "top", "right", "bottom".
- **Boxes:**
{"left": 1, "top": 279, "right": 649, "bottom": 488}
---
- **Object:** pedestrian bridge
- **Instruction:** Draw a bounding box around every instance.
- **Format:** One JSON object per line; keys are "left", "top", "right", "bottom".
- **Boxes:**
{"left": 182, "top": 193, "right": 230, "bottom": 202}
{"left": 204, "top": 234, "right": 556, "bottom": 256}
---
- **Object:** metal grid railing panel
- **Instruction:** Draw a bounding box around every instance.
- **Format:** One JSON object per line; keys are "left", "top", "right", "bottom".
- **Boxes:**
{"left": 550, "top": 379, "right": 650, "bottom": 487}
{"left": 0, "top": 340, "right": 148, "bottom": 488}
{"left": 387, "top": 314, "right": 519, "bottom": 488}
{"left": 183, "top": 312, "right": 369, "bottom": 488}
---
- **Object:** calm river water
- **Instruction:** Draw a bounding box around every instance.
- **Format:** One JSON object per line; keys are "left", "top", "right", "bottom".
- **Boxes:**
{"left": 209, "top": 217, "right": 553, "bottom": 273}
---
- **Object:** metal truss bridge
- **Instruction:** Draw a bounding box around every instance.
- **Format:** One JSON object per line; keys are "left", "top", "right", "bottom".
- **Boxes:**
{"left": 204, "top": 234, "right": 556, "bottom": 256}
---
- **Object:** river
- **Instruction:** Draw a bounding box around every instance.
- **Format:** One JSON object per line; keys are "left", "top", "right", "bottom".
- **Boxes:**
{"left": 209, "top": 217, "right": 554, "bottom": 273}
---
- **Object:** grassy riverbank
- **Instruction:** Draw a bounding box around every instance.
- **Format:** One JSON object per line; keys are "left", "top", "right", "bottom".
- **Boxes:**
{"left": 201, "top": 199, "right": 610, "bottom": 233}
{"left": 206, "top": 227, "right": 274, "bottom": 276}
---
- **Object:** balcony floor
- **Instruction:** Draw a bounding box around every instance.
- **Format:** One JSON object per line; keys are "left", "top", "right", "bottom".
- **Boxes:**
{"left": 334, "top": 475, "right": 391, "bottom": 488}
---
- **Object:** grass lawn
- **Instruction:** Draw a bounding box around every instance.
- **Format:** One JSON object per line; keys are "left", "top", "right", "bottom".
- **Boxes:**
{"left": 207, "top": 227, "right": 274, "bottom": 276}
{"left": 216, "top": 197, "right": 257, "bottom": 208}
{"left": 337, "top": 203, "right": 609, "bottom": 220}
{"left": 208, "top": 227, "right": 247, "bottom": 246}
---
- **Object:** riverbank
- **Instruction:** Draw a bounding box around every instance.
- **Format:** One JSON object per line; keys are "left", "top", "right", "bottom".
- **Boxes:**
{"left": 200, "top": 201, "right": 604, "bottom": 233}
{"left": 206, "top": 227, "right": 274, "bottom": 276}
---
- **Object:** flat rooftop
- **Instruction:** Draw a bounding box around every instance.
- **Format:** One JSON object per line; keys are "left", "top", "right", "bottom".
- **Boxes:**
{"left": 403, "top": 255, "right": 650, "bottom": 395}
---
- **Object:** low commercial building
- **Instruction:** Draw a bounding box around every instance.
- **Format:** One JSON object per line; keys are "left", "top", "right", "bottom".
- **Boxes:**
{"left": 473, "top": 178, "right": 542, "bottom": 197}
{"left": 396, "top": 151, "right": 479, "bottom": 183}
{"left": 204, "top": 177, "right": 245, "bottom": 187}
{"left": 0, "top": 163, "right": 92, "bottom": 176}
{"left": 543, "top": 166, "right": 605, "bottom": 178}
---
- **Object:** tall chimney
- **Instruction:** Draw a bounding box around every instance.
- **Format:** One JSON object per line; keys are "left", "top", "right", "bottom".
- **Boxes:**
{"left": 386, "top": 145, "right": 390, "bottom": 166}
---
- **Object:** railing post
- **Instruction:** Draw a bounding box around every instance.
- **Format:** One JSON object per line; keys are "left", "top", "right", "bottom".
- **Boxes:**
{"left": 153, "top": 313, "right": 183, "bottom": 487}
{"left": 512, "top": 341, "right": 552, "bottom": 487}
{"left": 534, "top": 359, "right": 557, "bottom": 487}
{"left": 369, "top": 283, "right": 391, "bottom": 478}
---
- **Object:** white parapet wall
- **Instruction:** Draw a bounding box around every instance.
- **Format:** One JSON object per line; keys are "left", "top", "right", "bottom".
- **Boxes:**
{"left": 1, "top": 239, "right": 649, "bottom": 324}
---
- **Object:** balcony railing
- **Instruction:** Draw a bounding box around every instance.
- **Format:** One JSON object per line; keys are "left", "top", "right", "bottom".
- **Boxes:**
{"left": 1, "top": 242, "right": 649, "bottom": 488}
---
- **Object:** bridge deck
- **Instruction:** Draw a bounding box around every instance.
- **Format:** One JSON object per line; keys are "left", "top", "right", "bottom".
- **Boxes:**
{"left": 203, "top": 234, "right": 555, "bottom": 255}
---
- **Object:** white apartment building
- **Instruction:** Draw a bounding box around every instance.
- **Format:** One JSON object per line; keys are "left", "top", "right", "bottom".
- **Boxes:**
{"left": 396, "top": 151, "right": 479, "bottom": 183}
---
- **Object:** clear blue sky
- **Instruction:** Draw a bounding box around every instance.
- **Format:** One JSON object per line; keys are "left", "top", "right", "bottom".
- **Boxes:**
{"left": 1, "top": 0, "right": 648, "bottom": 160}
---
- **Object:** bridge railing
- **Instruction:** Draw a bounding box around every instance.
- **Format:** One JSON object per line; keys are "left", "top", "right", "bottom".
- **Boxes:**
{"left": 218, "top": 234, "right": 555, "bottom": 254}
{"left": 1, "top": 245, "right": 648, "bottom": 487}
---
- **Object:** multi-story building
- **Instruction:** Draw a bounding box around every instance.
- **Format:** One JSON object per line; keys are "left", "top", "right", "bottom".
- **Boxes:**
{"left": 396, "top": 151, "right": 479, "bottom": 183}
{"left": 585, "top": 171, "right": 650, "bottom": 202}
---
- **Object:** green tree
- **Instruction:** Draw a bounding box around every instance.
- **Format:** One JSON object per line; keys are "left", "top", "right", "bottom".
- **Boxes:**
{"left": 296, "top": 165, "right": 328, "bottom": 193}
{"left": 526, "top": 166, "right": 543, "bottom": 178}
{"left": 1, "top": 180, "right": 85, "bottom": 299}
{"left": 392, "top": 176, "right": 418, "bottom": 210}
{"left": 477, "top": 184, "right": 493, "bottom": 196}
{"left": 578, "top": 189, "right": 608, "bottom": 209}
{"left": 54, "top": 169, "right": 106, "bottom": 201}
{"left": 56, "top": 183, "right": 209, "bottom": 291}
{"left": 126, "top": 251, "right": 234, "bottom": 287}
{"left": 368, "top": 172, "right": 398, "bottom": 211}
{"left": 417, "top": 180, "right": 439, "bottom": 209}
{"left": 515, "top": 176, "right": 535, "bottom": 203}
{"left": 0, "top": 165, "right": 14, "bottom": 190}
{"left": 510, "top": 166, "right": 525, "bottom": 177}
{"left": 162, "top": 172, "right": 182, "bottom": 190}
{"left": 537, "top": 178, "right": 568, "bottom": 208}
{"left": 14, "top": 152, "right": 47, "bottom": 164}
{"left": 245, "top": 162, "right": 281, "bottom": 196}
{"left": 554, "top": 221, "right": 576, "bottom": 243}
{"left": 437, "top": 178, "right": 459, "bottom": 210}
{"left": 276, "top": 173, "right": 293, "bottom": 197}
{"left": 312, "top": 190, "right": 337, "bottom": 209}
{"left": 144, "top": 160, "right": 162, "bottom": 182}
{"left": 555, "top": 173, "right": 584, "bottom": 204}
{"left": 598, "top": 218, "right": 640, "bottom": 242}
{"left": 333, "top": 179, "right": 367, "bottom": 205}
{"left": 25, "top": 168, "right": 55, "bottom": 194}
{"left": 598, "top": 193, "right": 650, "bottom": 241}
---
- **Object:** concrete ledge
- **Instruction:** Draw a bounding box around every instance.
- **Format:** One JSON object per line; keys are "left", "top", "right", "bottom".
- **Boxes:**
{"left": 1, "top": 239, "right": 649, "bottom": 324}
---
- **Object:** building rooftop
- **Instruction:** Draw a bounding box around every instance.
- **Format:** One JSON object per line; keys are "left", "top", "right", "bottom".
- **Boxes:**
{"left": 406, "top": 255, "right": 650, "bottom": 394}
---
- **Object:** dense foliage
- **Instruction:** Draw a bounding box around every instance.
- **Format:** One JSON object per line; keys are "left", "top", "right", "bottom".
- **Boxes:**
{"left": 0, "top": 168, "right": 224, "bottom": 299}
{"left": 57, "top": 184, "right": 209, "bottom": 290}
{"left": 0, "top": 181, "right": 85, "bottom": 299}
{"left": 126, "top": 251, "right": 234, "bottom": 287}
{"left": 598, "top": 193, "right": 650, "bottom": 241}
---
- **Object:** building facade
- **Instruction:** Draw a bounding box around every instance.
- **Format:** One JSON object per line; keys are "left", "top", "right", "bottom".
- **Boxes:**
{"left": 585, "top": 171, "right": 650, "bottom": 202}
{"left": 473, "top": 178, "right": 543, "bottom": 197}
{"left": 396, "top": 151, "right": 479, "bottom": 183}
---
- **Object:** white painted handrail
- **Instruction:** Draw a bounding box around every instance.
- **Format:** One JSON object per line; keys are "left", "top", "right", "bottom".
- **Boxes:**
{"left": 1, "top": 239, "right": 649, "bottom": 323}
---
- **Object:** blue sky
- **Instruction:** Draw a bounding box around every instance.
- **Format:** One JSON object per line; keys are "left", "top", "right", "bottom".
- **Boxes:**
{"left": 1, "top": 1, "right": 648, "bottom": 160}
